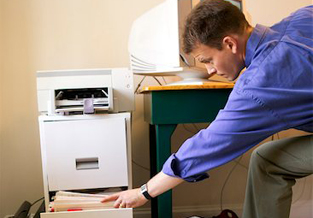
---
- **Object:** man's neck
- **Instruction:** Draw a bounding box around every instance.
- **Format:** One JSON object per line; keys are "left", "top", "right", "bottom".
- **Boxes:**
{"left": 242, "top": 26, "right": 254, "bottom": 61}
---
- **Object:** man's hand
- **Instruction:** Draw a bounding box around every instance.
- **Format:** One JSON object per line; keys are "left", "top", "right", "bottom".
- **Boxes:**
{"left": 102, "top": 172, "right": 183, "bottom": 208}
{"left": 101, "top": 188, "right": 148, "bottom": 208}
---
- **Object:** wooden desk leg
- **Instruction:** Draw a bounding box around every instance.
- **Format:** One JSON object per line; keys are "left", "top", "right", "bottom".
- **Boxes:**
{"left": 149, "top": 124, "right": 177, "bottom": 218}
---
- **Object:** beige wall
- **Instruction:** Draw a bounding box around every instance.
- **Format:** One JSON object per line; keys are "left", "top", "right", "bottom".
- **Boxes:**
{"left": 0, "top": 0, "right": 163, "bottom": 216}
{"left": 1, "top": 1, "right": 43, "bottom": 216}
{"left": 0, "top": 0, "right": 3, "bottom": 215}
{"left": 245, "top": 0, "right": 311, "bottom": 26}
{"left": 0, "top": 0, "right": 311, "bottom": 217}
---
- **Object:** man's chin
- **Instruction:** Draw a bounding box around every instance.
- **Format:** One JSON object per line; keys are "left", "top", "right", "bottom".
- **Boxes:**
{"left": 229, "top": 72, "right": 241, "bottom": 81}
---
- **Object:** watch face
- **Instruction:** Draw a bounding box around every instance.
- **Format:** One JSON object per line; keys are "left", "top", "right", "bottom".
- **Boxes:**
{"left": 141, "top": 184, "right": 147, "bottom": 193}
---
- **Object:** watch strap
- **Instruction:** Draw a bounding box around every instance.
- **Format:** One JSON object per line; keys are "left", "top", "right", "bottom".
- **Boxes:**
{"left": 140, "top": 184, "right": 153, "bottom": 200}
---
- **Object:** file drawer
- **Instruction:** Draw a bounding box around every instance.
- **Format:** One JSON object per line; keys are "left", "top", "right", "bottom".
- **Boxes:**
{"left": 41, "top": 117, "right": 128, "bottom": 191}
{"left": 41, "top": 208, "right": 132, "bottom": 218}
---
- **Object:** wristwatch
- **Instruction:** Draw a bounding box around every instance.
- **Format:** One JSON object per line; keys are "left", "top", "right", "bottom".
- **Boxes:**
{"left": 140, "top": 184, "right": 153, "bottom": 200}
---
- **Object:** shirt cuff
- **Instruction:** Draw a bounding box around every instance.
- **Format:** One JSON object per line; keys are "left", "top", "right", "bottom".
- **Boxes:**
{"left": 162, "top": 154, "right": 209, "bottom": 183}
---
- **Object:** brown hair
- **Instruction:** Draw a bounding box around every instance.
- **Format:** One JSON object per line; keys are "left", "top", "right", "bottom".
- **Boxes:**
{"left": 183, "top": 0, "right": 249, "bottom": 53}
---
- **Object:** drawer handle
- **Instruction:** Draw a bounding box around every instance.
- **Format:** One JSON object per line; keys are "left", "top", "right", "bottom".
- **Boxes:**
{"left": 76, "top": 157, "right": 99, "bottom": 170}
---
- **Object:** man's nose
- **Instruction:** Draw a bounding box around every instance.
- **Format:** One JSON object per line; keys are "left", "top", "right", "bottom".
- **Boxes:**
{"left": 205, "top": 64, "right": 217, "bottom": 75}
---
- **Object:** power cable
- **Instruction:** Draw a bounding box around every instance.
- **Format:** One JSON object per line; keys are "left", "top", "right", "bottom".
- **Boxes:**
{"left": 162, "top": 76, "right": 167, "bottom": 85}
{"left": 152, "top": 76, "right": 162, "bottom": 86}
{"left": 31, "top": 197, "right": 44, "bottom": 207}
{"left": 134, "top": 76, "right": 146, "bottom": 94}
{"left": 220, "top": 155, "right": 243, "bottom": 211}
{"left": 132, "top": 160, "right": 150, "bottom": 172}
{"left": 183, "top": 124, "right": 197, "bottom": 134}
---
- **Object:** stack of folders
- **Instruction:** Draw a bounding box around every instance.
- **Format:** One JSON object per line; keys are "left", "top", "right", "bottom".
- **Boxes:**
{"left": 50, "top": 191, "right": 115, "bottom": 212}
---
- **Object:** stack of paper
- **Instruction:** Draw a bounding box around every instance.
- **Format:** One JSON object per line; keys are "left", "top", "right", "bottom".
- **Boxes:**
{"left": 50, "top": 191, "right": 115, "bottom": 212}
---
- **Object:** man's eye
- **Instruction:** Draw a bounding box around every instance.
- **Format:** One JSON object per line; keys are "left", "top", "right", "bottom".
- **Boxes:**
{"left": 201, "top": 59, "right": 212, "bottom": 64}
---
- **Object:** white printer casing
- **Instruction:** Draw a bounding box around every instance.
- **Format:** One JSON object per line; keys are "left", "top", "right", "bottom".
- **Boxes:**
{"left": 37, "top": 68, "right": 134, "bottom": 115}
{"left": 37, "top": 68, "right": 134, "bottom": 218}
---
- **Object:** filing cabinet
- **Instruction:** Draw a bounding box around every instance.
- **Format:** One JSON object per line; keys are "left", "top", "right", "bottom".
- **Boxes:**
{"left": 38, "top": 113, "right": 133, "bottom": 217}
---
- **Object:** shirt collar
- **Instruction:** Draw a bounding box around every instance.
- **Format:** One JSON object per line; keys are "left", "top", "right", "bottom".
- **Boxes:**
{"left": 245, "top": 24, "right": 268, "bottom": 67}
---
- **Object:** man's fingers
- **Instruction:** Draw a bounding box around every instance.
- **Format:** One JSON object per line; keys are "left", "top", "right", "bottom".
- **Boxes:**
{"left": 113, "top": 198, "right": 122, "bottom": 208}
{"left": 101, "top": 193, "right": 119, "bottom": 203}
{"left": 126, "top": 202, "right": 132, "bottom": 208}
{"left": 101, "top": 189, "right": 146, "bottom": 208}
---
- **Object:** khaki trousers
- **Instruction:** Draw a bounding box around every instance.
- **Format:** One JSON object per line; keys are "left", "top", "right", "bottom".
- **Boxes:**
{"left": 242, "top": 134, "right": 313, "bottom": 218}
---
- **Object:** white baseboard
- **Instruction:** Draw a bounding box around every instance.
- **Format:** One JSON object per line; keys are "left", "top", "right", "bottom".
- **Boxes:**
{"left": 134, "top": 204, "right": 243, "bottom": 218}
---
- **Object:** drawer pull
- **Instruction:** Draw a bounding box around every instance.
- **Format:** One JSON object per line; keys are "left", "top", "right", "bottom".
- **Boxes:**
{"left": 76, "top": 157, "right": 99, "bottom": 170}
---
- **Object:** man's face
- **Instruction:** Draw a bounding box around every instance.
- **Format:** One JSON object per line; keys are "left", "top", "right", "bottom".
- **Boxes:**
{"left": 191, "top": 42, "right": 244, "bottom": 81}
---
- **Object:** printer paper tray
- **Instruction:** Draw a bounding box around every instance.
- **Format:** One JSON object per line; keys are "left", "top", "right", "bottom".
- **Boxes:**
{"left": 55, "top": 106, "right": 109, "bottom": 113}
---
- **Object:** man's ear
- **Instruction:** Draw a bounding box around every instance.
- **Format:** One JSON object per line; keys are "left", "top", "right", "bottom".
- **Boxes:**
{"left": 223, "top": 36, "right": 238, "bottom": 54}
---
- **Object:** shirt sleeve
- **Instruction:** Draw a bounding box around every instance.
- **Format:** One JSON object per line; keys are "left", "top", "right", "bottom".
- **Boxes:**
{"left": 162, "top": 87, "right": 288, "bottom": 182}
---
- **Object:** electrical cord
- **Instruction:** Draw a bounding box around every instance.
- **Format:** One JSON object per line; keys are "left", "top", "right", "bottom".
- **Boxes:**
{"left": 220, "top": 155, "right": 243, "bottom": 211}
{"left": 132, "top": 160, "right": 150, "bottom": 172}
{"left": 31, "top": 197, "right": 44, "bottom": 207}
{"left": 134, "top": 76, "right": 146, "bottom": 94}
{"left": 221, "top": 132, "right": 284, "bottom": 211}
{"left": 180, "top": 53, "right": 191, "bottom": 67}
{"left": 182, "top": 123, "right": 210, "bottom": 135}
{"left": 233, "top": 159, "right": 248, "bottom": 170}
{"left": 152, "top": 76, "right": 162, "bottom": 86}
{"left": 134, "top": 75, "right": 167, "bottom": 94}
{"left": 182, "top": 124, "right": 198, "bottom": 134}
{"left": 192, "top": 123, "right": 202, "bottom": 132}
{"left": 219, "top": 131, "right": 289, "bottom": 211}
{"left": 161, "top": 76, "right": 167, "bottom": 85}
{"left": 183, "top": 122, "right": 248, "bottom": 212}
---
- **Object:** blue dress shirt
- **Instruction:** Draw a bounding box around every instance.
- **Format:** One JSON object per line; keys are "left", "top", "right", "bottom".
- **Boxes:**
{"left": 162, "top": 6, "right": 313, "bottom": 182}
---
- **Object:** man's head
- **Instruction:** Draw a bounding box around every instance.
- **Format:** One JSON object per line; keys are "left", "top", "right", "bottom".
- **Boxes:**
{"left": 183, "top": 0, "right": 251, "bottom": 81}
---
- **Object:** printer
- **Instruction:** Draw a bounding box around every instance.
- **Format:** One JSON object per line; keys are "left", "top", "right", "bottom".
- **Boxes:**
{"left": 37, "top": 68, "right": 134, "bottom": 218}
{"left": 36, "top": 68, "right": 134, "bottom": 115}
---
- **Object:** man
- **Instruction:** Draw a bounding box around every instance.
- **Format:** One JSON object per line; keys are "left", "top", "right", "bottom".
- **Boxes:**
{"left": 102, "top": 1, "right": 313, "bottom": 217}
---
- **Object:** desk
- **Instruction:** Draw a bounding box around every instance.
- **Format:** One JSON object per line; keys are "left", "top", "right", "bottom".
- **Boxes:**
{"left": 142, "top": 82, "right": 234, "bottom": 218}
